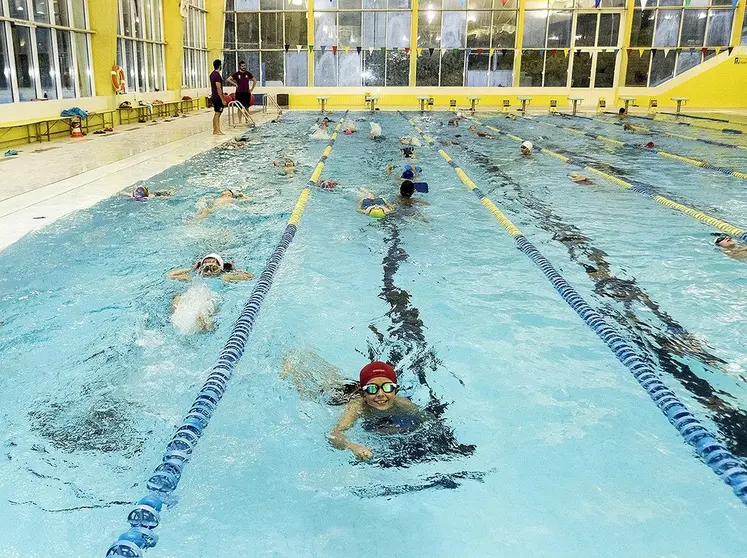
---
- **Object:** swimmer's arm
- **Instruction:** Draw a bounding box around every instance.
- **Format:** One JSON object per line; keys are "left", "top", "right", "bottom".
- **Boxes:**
{"left": 118, "top": 191, "right": 132, "bottom": 197}
{"left": 222, "top": 270, "right": 255, "bottom": 282}
{"left": 411, "top": 198, "right": 430, "bottom": 206}
{"left": 328, "top": 399, "right": 371, "bottom": 460}
{"left": 167, "top": 268, "right": 194, "bottom": 280}
{"left": 151, "top": 190, "right": 174, "bottom": 197}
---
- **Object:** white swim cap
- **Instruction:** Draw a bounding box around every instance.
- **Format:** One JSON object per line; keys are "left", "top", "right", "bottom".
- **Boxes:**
{"left": 201, "top": 253, "right": 224, "bottom": 269}
{"left": 521, "top": 141, "right": 533, "bottom": 151}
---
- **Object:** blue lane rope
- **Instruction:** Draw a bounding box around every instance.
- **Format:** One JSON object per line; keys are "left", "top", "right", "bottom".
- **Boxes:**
{"left": 400, "top": 111, "right": 747, "bottom": 507}
{"left": 105, "top": 116, "right": 347, "bottom": 558}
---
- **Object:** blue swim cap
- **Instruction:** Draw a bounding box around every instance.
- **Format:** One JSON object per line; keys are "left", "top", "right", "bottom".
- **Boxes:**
{"left": 132, "top": 186, "right": 149, "bottom": 201}
{"left": 402, "top": 169, "right": 414, "bottom": 180}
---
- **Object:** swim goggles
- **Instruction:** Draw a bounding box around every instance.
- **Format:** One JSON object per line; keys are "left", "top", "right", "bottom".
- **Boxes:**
{"left": 361, "top": 382, "right": 398, "bottom": 395}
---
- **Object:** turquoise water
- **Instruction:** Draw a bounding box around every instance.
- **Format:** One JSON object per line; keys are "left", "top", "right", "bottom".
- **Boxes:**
{"left": 1, "top": 111, "right": 747, "bottom": 557}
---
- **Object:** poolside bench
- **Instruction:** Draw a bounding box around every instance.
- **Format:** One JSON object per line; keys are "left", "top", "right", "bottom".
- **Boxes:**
{"left": 0, "top": 110, "right": 117, "bottom": 147}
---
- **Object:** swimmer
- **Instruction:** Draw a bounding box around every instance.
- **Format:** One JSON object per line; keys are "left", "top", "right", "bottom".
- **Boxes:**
{"left": 358, "top": 189, "right": 393, "bottom": 218}
{"left": 398, "top": 180, "right": 429, "bottom": 206}
{"left": 618, "top": 107, "right": 627, "bottom": 119}
{"left": 568, "top": 171, "right": 592, "bottom": 184}
{"left": 329, "top": 362, "right": 426, "bottom": 461}
{"left": 401, "top": 146, "right": 416, "bottom": 159}
{"left": 120, "top": 186, "right": 174, "bottom": 201}
{"left": 520, "top": 141, "right": 533, "bottom": 156}
{"left": 714, "top": 235, "right": 747, "bottom": 261}
{"left": 319, "top": 179, "right": 337, "bottom": 189}
{"left": 168, "top": 253, "right": 255, "bottom": 282}
{"left": 507, "top": 114, "right": 517, "bottom": 121}
{"left": 467, "top": 125, "right": 493, "bottom": 138}
{"left": 369, "top": 122, "right": 383, "bottom": 139}
{"left": 320, "top": 117, "right": 331, "bottom": 129}
{"left": 448, "top": 118, "right": 460, "bottom": 126}
{"left": 640, "top": 141, "right": 655, "bottom": 149}
{"left": 273, "top": 158, "right": 296, "bottom": 175}
{"left": 196, "top": 189, "right": 251, "bottom": 219}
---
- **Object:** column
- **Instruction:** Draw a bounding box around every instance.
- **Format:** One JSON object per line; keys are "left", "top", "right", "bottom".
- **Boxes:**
{"left": 87, "top": 0, "right": 118, "bottom": 98}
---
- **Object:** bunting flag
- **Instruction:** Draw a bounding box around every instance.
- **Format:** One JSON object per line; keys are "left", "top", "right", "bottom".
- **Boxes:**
{"left": 501, "top": 0, "right": 508, "bottom": 5}
{"left": 381, "top": 47, "right": 386, "bottom": 54}
{"left": 393, "top": 47, "right": 399, "bottom": 52}
{"left": 732, "top": 0, "right": 737, "bottom": 7}
{"left": 344, "top": 46, "right": 350, "bottom": 53}
{"left": 715, "top": 47, "right": 721, "bottom": 55}
{"left": 640, "top": 0, "right": 648, "bottom": 8}
{"left": 594, "top": 0, "right": 601, "bottom": 6}
{"left": 477, "top": 48, "right": 483, "bottom": 55}
{"left": 369, "top": 47, "right": 374, "bottom": 54}
{"left": 539, "top": 49, "right": 544, "bottom": 56}
{"left": 728, "top": 46, "right": 734, "bottom": 55}
{"left": 613, "top": 48, "right": 619, "bottom": 54}
{"left": 639, "top": 48, "right": 645, "bottom": 57}
{"left": 551, "top": 49, "right": 557, "bottom": 56}
{"left": 466, "top": 48, "right": 472, "bottom": 55}
{"left": 284, "top": 44, "right": 290, "bottom": 52}
{"left": 418, "top": 48, "right": 423, "bottom": 56}
{"left": 405, "top": 47, "right": 410, "bottom": 54}
{"left": 321, "top": 45, "right": 326, "bottom": 53}
{"left": 664, "top": 48, "right": 670, "bottom": 57}
{"left": 575, "top": 49, "right": 581, "bottom": 57}
{"left": 626, "top": 48, "right": 632, "bottom": 56}
{"left": 308, "top": 44, "right": 314, "bottom": 52}
{"left": 429, "top": 47, "right": 435, "bottom": 56}
{"left": 685, "top": 0, "right": 691, "bottom": 4}
{"left": 651, "top": 48, "right": 658, "bottom": 56}
{"left": 702, "top": 47, "right": 708, "bottom": 56}
{"left": 502, "top": 49, "right": 507, "bottom": 56}
{"left": 332, "top": 45, "right": 337, "bottom": 54}
{"left": 689, "top": 47, "right": 695, "bottom": 53}
{"left": 356, "top": 46, "right": 362, "bottom": 54}
{"left": 563, "top": 48, "right": 569, "bottom": 57}
{"left": 296, "top": 45, "right": 302, "bottom": 53}
{"left": 489, "top": 48, "right": 495, "bottom": 56}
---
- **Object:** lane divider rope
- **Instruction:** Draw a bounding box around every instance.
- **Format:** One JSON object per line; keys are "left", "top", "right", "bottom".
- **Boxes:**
{"left": 470, "top": 117, "right": 747, "bottom": 243}
{"left": 400, "top": 111, "right": 747, "bottom": 508}
{"left": 530, "top": 117, "right": 747, "bottom": 180}
{"left": 105, "top": 116, "right": 347, "bottom": 558}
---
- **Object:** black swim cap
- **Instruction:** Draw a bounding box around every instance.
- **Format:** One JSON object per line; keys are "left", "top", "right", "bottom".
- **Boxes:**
{"left": 400, "top": 180, "right": 415, "bottom": 197}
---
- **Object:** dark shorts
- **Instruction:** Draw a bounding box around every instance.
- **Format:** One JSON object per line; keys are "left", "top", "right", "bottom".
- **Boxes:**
{"left": 235, "top": 92, "right": 251, "bottom": 109}
{"left": 212, "top": 97, "right": 223, "bottom": 113}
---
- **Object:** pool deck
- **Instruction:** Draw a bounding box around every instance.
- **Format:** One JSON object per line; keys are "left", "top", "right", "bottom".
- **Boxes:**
{"left": 0, "top": 109, "right": 276, "bottom": 252}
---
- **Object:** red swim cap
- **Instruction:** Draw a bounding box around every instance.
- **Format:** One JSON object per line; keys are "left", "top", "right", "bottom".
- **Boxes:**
{"left": 360, "top": 361, "right": 397, "bottom": 386}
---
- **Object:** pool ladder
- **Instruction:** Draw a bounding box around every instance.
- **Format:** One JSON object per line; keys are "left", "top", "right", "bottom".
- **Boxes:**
{"left": 227, "top": 100, "right": 255, "bottom": 129}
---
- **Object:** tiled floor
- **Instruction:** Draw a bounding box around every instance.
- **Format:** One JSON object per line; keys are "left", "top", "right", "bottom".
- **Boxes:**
{"left": 0, "top": 109, "right": 275, "bottom": 252}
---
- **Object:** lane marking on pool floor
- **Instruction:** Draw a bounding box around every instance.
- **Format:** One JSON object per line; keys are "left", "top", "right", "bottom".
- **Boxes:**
{"left": 561, "top": 112, "right": 747, "bottom": 152}
{"left": 468, "top": 116, "right": 747, "bottom": 244}
{"left": 527, "top": 116, "right": 747, "bottom": 180}
{"left": 105, "top": 115, "right": 348, "bottom": 558}
{"left": 400, "top": 111, "right": 747, "bottom": 508}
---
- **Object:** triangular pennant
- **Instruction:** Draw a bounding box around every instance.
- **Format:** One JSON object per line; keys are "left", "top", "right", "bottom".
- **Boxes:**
{"left": 685, "top": 0, "right": 691, "bottom": 4}
{"left": 477, "top": 48, "right": 483, "bottom": 55}
{"left": 626, "top": 48, "right": 632, "bottom": 56}
{"left": 728, "top": 46, "right": 734, "bottom": 55}
{"left": 651, "top": 48, "right": 657, "bottom": 55}
{"left": 344, "top": 46, "right": 350, "bottom": 53}
{"left": 381, "top": 47, "right": 386, "bottom": 54}
{"left": 405, "top": 47, "right": 410, "bottom": 54}
{"left": 575, "top": 49, "right": 581, "bottom": 57}
{"left": 296, "top": 45, "right": 302, "bottom": 53}
{"left": 429, "top": 47, "right": 435, "bottom": 57}
{"left": 702, "top": 47, "right": 708, "bottom": 56}
{"left": 563, "top": 48, "right": 569, "bottom": 57}
{"left": 332, "top": 45, "right": 337, "bottom": 54}
{"left": 284, "top": 44, "right": 290, "bottom": 52}
{"left": 308, "top": 44, "right": 314, "bottom": 52}
{"left": 551, "top": 49, "right": 557, "bottom": 56}
{"left": 613, "top": 48, "right": 619, "bottom": 54}
{"left": 466, "top": 48, "right": 472, "bottom": 55}
{"left": 641, "top": 0, "right": 648, "bottom": 8}
{"left": 587, "top": 51, "right": 592, "bottom": 57}
{"left": 689, "top": 47, "right": 695, "bottom": 53}
{"left": 321, "top": 45, "right": 326, "bottom": 53}
{"left": 732, "top": 0, "right": 737, "bottom": 7}
{"left": 357, "top": 46, "right": 362, "bottom": 54}
{"left": 539, "top": 49, "right": 544, "bottom": 56}
{"left": 417, "top": 48, "right": 423, "bottom": 56}
{"left": 393, "top": 47, "right": 398, "bottom": 53}
{"left": 501, "top": 0, "right": 508, "bottom": 5}
{"left": 502, "top": 49, "right": 507, "bottom": 56}
{"left": 369, "top": 47, "right": 374, "bottom": 55}
{"left": 594, "top": 0, "right": 601, "bottom": 5}
{"left": 664, "top": 48, "right": 670, "bottom": 57}
{"left": 489, "top": 48, "right": 495, "bottom": 56}
{"left": 639, "top": 48, "right": 645, "bottom": 57}
{"left": 715, "top": 47, "right": 721, "bottom": 55}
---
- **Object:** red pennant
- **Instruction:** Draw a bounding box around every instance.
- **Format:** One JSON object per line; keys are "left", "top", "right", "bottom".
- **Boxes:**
{"left": 404, "top": 47, "right": 410, "bottom": 54}
{"left": 551, "top": 49, "right": 557, "bottom": 56}
{"left": 477, "top": 48, "right": 483, "bottom": 55}
{"left": 332, "top": 45, "right": 338, "bottom": 55}
{"left": 701, "top": 47, "right": 708, "bottom": 56}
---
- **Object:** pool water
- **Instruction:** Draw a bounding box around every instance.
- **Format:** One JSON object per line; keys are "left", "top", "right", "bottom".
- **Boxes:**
{"left": 1, "top": 111, "right": 747, "bottom": 557}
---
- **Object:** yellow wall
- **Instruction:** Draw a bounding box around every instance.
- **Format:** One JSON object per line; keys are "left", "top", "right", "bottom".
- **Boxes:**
{"left": 88, "top": 0, "right": 118, "bottom": 102}
{"left": 163, "top": 0, "right": 184, "bottom": 92}
{"left": 206, "top": 0, "right": 225, "bottom": 64}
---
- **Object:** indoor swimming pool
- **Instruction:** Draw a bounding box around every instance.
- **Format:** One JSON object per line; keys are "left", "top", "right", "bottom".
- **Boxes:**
{"left": 2, "top": 110, "right": 747, "bottom": 557}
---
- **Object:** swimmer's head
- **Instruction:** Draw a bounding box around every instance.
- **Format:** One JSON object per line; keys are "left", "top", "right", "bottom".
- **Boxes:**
{"left": 400, "top": 180, "right": 415, "bottom": 198}
{"left": 220, "top": 189, "right": 235, "bottom": 198}
{"left": 369, "top": 208, "right": 386, "bottom": 219}
{"left": 715, "top": 235, "right": 736, "bottom": 248}
{"left": 197, "top": 253, "right": 229, "bottom": 276}
{"left": 644, "top": 141, "right": 655, "bottom": 149}
{"left": 402, "top": 147, "right": 415, "bottom": 158}
{"left": 360, "top": 361, "right": 398, "bottom": 410}
{"left": 520, "top": 141, "right": 533, "bottom": 155}
{"left": 619, "top": 108, "right": 626, "bottom": 115}
{"left": 401, "top": 169, "right": 415, "bottom": 180}
{"left": 132, "top": 186, "right": 149, "bottom": 201}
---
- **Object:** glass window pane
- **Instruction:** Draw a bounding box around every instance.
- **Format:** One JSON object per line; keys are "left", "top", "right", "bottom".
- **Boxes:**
{"left": 547, "top": 11, "right": 571, "bottom": 48}
{"left": 285, "top": 51, "right": 307, "bottom": 85}
{"left": 339, "top": 0, "right": 361, "bottom": 7}
{"left": 630, "top": 9, "right": 655, "bottom": 47}
{"left": 260, "top": 0, "right": 282, "bottom": 8}
{"left": 133, "top": 0, "right": 145, "bottom": 39}
{"left": 236, "top": 50, "right": 259, "bottom": 77}
{"left": 386, "top": 50, "right": 409, "bottom": 86}
{"left": 36, "top": 27, "right": 58, "bottom": 99}
{"left": 594, "top": 50, "right": 616, "bottom": 87}
{"left": 10, "top": 0, "right": 30, "bottom": 20}
{"left": 137, "top": 41, "right": 147, "bottom": 91}
{"left": 441, "top": 11, "right": 466, "bottom": 48}
{"left": 465, "top": 52, "right": 489, "bottom": 86}
{"left": 362, "top": 49, "right": 384, "bottom": 85}
{"left": 439, "top": 49, "right": 464, "bottom": 85}
{"left": 71, "top": 0, "right": 86, "bottom": 27}
{"left": 284, "top": 0, "right": 307, "bottom": 10}
{"left": 237, "top": 13, "right": 260, "bottom": 48}
{"left": 124, "top": 39, "right": 136, "bottom": 91}
{"left": 285, "top": 12, "right": 307, "bottom": 46}
{"left": 675, "top": 49, "right": 700, "bottom": 74}
{"left": 388, "top": 0, "right": 411, "bottom": 7}
{"left": 574, "top": 13, "right": 597, "bottom": 47}
{"left": 337, "top": 51, "right": 361, "bottom": 86}
{"left": 494, "top": 0, "right": 517, "bottom": 6}
{"left": 261, "top": 12, "right": 282, "bottom": 48}
{"left": 544, "top": 50, "right": 568, "bottom": 85}
{"left": 316, "top": 0, "right": 337, "bottom": 9}
{"left": 363, "top": 0, "right": 385, "bottom": 7}
{"left": 56, "top": 30, "right": 75, "bottom": 98}
{"left": 625, "top": 49, "right": 650, "bottom": 86}
{"left": 491, "top": 11, "right": 516, "bottom": 48}
{"left": 387, "top": 12, "right": 411, "bottom": 48}
{"left": 262, "top": 50, "right": 283, "bottom": 83}
{"left": 224, "top": 12, "right": 236, "bottom": 49}
{"left": 0, "top": 25, "right": 14, "bottom": 102}
{"left": 121, "top": 0, "right": 133, "bottom": 35}
{"left": 33, "top": 0, "right": 50, "bottom": 22}
{"left": 339, "top": 11, "right": 361, "bottom": 46}
{"left": 417, "top": 10, "right": 440, "bottom": 47}
{"left": 314, "top": 50, "right": 337, "bottom": 85}
{"left": 598, "top": 13, "right": 620, "bottom": 47}
{"left": 469, "top": 0, "right": 491, "bottom": 8}
{"left": 466, "top": 11, "right": 492, "bottom": 48}
{"left": 235, "top": 0, "right": 259, "bottom": 9}
{"left": 658, "top": 0, "right": 682, "bottom": 5}
{"left": 523, "top": 11, "right": 547, "bottom": 48}
{"left": 571, "top": 51, "right": 591, "bottom": 87}
{"left": 12, "top": 25, "right": 36, "bottom": 100}
{"left": 416, "top": 48, "right": 440, "bottom": 85}
{"left": 314, "top": 12, "right": 336, "bottom": 46}
{"left": 706, "top": 9, "right": 732, "bottom": 46}
{"left": 147, "top": 42, "right": 156, "bottom": 91}
{"left": 364, "top": 11, "right": 387, "bottom": 47}
{"left": 680, "top": 10, "right": 707, "bottom": 46}
{"left": 653, "top": 9, "right": 681, "bottom": 47}
{"left": 442, "top": 0, "right": 462, "bottom": 7}
{"left": 649, "top": 49, "right": 675, "bottom": 85}
{"left": 489, "top": 49, "right": 513, "bottom": 86}
{"left": 222, "top": 50, "right": 236, "bottom": 78}
{"left": 519, "top": 49, "right": 543, "bottom": 86}
{"left": 54, "top": 0, "right": 70, "bottom": 26}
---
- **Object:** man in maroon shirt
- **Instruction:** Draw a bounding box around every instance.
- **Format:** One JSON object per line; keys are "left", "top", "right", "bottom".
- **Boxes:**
{"left": 227, "top": 60, "right": 257, "bottom": 123}
{"left": 210, "top": 59, "right": 225, "bottom": 135}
